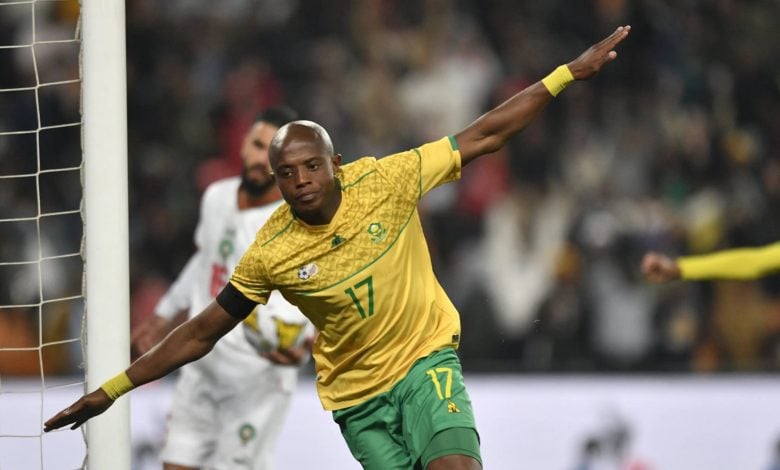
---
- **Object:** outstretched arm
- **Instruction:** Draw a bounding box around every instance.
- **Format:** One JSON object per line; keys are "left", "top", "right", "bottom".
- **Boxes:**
{"left": 454, "top": 25, "right": 631, "bottom": 166}
{"left": 641, "top": 243, "right": 780, "bottom": 282}
{"left": 44, "top": 301, "right": 242, "bottom": 432}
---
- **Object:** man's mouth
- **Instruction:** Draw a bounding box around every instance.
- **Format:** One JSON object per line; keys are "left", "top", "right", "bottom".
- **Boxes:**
{"left": 296, "top": 192, "right": 317, "bottom": 203}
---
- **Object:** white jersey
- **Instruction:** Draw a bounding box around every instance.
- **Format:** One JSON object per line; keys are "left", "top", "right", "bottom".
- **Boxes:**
{"left": 153, "top": 177, "right": 314, "bottom": 470}
{"left": 155, "top": 176, "right": 312, "bottom": 356}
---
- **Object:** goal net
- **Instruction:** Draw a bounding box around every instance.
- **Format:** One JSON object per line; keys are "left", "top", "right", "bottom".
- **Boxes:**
{"left": 0, "top": 1, "right": 129, "bottom": 468}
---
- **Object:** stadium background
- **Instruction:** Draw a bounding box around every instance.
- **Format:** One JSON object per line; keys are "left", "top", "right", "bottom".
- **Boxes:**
{"left": 2, "top": 0, "right": 780, "bottom": 468}
{"left": 126, "top": 0, "right": 780, "bottom": 374}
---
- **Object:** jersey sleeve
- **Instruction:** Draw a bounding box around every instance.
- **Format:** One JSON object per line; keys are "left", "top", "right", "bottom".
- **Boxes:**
{"left": 157, "top": 185, "right": 215, "bottom": 319}
{"left": 376, "top": 136, "right": 461, "bottom": 202}
{"left": 679, "top": 242, "right": 780, "bottom": 280}
{"left": 227, "top": 239, "right": 273, "bottom": 305}
{"left": 153, "top": 252, "right": 198, "bottom": 319}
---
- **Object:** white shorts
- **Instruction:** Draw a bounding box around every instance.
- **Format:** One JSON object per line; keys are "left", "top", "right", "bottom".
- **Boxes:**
{"left": 160, "top": 339, "right": 300, "bottom": 470}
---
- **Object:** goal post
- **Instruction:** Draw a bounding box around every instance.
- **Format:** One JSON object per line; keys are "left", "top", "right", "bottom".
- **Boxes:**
{"left": 82, "top": 0, "right": 130, "bottom": 468}
{"left": 0, "top": 0, "right": 130, "bottom": 467}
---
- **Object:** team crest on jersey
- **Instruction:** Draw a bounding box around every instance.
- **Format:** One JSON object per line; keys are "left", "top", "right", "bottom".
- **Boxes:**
{"left": 238, "top": 423, "right": 256, "bottom": 445}
{"left": 367, "top": 222, "right": 387, "bottom": 243}
{"left": 218, "top": 238, "right": 234, "bottom": 259}
{"left": 298, "top": 263, "right": 319, "bottom": 280}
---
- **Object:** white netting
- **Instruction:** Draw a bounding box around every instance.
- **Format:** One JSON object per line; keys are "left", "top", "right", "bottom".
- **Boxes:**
{"left": 0, "top": 1, "right": 86, "bottom": 468}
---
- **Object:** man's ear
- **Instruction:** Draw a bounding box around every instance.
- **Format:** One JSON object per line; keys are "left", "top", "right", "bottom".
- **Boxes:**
{"left": 332, "top": 153, "right": 343, "bottom": 172}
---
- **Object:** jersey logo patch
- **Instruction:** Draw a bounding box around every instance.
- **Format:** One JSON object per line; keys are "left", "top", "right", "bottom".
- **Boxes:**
{"left": 238, "top": 423, "right": 256, "bottom": 445}
{"left": 447, "top": 400, "right": 461, "bottom": 413}
{"left": 219, "top": 238, "right": 234, "bottom": 259}
{"left": 298, "top": 263, "right": 319, "bottom": 280}
{"left": 367, "top": 222, "right": 387, "bottom": 243}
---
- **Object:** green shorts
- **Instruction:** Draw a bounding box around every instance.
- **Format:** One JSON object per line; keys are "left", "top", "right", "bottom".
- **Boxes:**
{"left": 332, "top": 348, "right": 481, "bottom": 469}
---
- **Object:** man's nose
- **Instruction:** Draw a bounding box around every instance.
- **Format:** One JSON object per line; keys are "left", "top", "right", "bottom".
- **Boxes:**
{"left": 293, "top": 169, "right": 310, "bottom": 186}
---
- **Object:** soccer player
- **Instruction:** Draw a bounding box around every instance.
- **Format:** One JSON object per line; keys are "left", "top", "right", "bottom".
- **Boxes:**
{"left": 131, "top": 106, "right": 315, "bottom": 470}
{"left": 45, "top": 26, "right": 631, "bottom": 469}
{"left": 641, "top": 242, "right": 780, "bottom": 283}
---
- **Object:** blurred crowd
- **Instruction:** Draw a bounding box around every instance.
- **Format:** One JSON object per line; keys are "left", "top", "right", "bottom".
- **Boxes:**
{"left": 2, "top": 0, "right": 780, "bottom": 375}
{"left": 0, "top": 0, "right": 82, "bottom": 374}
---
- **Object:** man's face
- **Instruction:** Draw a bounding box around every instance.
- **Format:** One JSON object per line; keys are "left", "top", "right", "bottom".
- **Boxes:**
{"left": 271, "top": 137, "right": 340, "bottom": 220}
{"left": 240, "top": 121, "right": 279, "bottom": 196}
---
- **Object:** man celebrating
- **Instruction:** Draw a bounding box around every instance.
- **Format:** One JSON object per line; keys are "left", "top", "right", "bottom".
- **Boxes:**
{"left": 46, "top": 26, "right": 631, "bottom": 470}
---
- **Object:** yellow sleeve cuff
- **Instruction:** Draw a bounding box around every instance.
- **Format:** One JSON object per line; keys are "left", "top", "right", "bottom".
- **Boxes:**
{"left": 677, "top": 257, "right": 704, "bottom": 279}
{"left": 678, "top": 243, "right": 780, "bottom": 280}
{"left": 100, "top": 371, "right": 135, "bottom": 400}
{"left": 542, "top": 65, "right": 575, "bottom": 97}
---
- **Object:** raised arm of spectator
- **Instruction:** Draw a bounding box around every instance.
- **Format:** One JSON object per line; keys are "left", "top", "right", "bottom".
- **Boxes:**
{"left": 131, "top": 252, "right": 199, "bottom": 355}
{"left": 454, "top": 25, "right": 631, "bottom": 166}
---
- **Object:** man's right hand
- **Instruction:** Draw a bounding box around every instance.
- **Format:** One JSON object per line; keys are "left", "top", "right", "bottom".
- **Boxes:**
{"left": 641, "top": 252, "right": 682, "bottom": 283}
{"left": 43, "top": 388, "right": 114, "bottom": 432}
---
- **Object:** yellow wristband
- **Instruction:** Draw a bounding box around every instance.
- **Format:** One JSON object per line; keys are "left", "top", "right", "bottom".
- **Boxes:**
{"left": 100, "top": 371, "right": 135, "bottom": 400}
{"left": 542, "top": 65, "right": 575, "bottom": 97}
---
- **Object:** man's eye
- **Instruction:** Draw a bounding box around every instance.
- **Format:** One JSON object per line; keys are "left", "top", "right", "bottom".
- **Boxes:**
{"left": 308, "top": 163, "right": 319, "bottom": 171}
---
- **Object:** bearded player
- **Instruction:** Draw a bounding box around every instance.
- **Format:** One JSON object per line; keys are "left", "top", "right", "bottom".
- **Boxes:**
{"left": 131, "top": 106, "right": 315, "bottom": 470}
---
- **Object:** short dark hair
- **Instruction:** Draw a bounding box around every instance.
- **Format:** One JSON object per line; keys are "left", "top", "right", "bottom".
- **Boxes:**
{"left": 255, "top": 106, "right": 299, "bottom": 129}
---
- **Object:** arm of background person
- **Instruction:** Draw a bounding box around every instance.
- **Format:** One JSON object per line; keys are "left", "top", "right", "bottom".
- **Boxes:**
{"left": 133, "top": 177, "right": 213, "bottom": 353}
{"left": 131, "top": 252, "right": 200, "bottom": 354}
{"left": 641, "top": 242, "right": 780, "bottom": 282}
{"left": 262, "top": 334, "right": 316, "bottom": 365}
{"left": 454, "top": 25, "right": 631, "bottom": 167}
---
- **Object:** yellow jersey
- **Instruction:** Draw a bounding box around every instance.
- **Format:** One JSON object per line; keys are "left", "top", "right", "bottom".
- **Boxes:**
{"left": 230, "top": 136, "right": 463, "bottom": 410}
